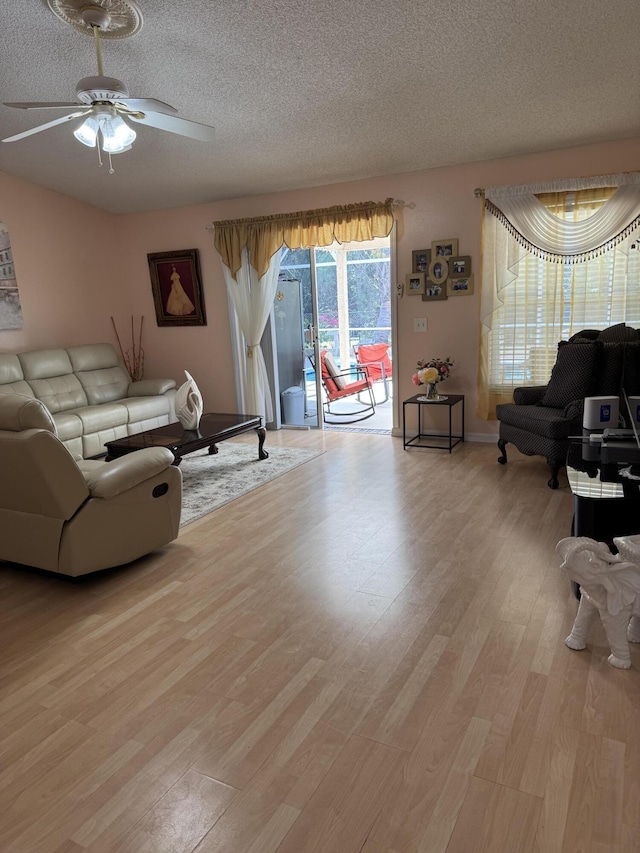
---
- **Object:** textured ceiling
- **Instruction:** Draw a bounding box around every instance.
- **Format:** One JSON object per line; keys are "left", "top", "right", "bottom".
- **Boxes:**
{"left": 0, "top": 0, "right": 638, "bottom": 214}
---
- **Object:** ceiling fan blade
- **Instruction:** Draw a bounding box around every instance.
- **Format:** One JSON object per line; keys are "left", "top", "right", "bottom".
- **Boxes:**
{"left": 130, "top": 110, "right": 215, "bottom": 142}
{"left": 3, "top": 102, "right": 81, "bottom": 110}
{"left": 2, "top": 111, "right": 88, "bottom": 143}
{"left": 116, "top": 98, "right": 178, "bottom": 116}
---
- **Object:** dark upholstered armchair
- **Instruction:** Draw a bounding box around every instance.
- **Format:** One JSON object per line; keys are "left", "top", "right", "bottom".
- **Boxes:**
{"left": 496, "top": 324, "right": 640, "bottom": 489}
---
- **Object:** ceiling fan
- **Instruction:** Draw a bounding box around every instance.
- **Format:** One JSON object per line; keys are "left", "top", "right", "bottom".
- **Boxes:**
{"left": 1, "top": 3, "right": 215, "bottom": 172}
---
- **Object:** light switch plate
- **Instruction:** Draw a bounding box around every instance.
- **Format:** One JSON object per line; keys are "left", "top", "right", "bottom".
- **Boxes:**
{"left": 414, "top": 317, "right": 427, "bottom": 332}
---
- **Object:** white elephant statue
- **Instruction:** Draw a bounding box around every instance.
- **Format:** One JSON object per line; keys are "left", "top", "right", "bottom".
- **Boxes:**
{"left": 557, "top": 536, "right": 640, "bottom": 669}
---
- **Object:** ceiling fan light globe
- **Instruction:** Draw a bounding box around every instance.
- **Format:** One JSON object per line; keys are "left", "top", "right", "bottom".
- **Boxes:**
{"left": 73, "top": 116, "right": 99, "bottom": 147}
{"left": 100, "top": 114, "right": 136, "bottom": 153}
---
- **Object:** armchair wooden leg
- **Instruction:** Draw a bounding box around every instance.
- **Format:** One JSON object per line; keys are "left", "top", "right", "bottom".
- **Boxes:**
{"left": 497, "top": 438, "right": 508, "bottom": 465}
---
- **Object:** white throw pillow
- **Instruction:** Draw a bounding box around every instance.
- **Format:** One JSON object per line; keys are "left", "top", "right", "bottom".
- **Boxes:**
{"left": 323, "top": 352, "right": 347, "bottom": 390}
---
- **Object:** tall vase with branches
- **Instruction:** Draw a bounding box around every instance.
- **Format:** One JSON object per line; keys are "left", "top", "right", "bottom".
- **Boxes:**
{"left": 111, "top": 315, "right": 144, "bottom": 381}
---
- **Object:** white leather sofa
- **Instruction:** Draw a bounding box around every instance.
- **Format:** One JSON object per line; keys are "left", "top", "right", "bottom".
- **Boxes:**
{"left": 0, "top": 343, "right": 176, "bottom": 458}
{"left": 0, "top": 394, "right": 182, "bottom": 577}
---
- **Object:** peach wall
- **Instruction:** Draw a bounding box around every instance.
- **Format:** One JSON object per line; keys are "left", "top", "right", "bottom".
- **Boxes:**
{"left": 0, "top": 171, "right": 120, "bottom": 353}
{"left": 111, "top": 205, "right": 233, "bottom": 412}
{"left": 117, "top": 137, "right": 640, "bottom": 438}
{"left": 1, "top": 138, "right": 638, "bottom": 440}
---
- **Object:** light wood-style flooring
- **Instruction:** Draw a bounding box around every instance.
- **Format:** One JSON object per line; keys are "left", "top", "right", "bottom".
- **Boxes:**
{"left": 1, "top": 431, "right": 638, "bottom": 852}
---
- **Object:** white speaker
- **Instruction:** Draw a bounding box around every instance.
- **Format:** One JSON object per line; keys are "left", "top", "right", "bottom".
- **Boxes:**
{"left": 627, "top": 396, "right": 640, "bottom": 428}
{"left": 583, "top": 396, "right": 619, "bottom": 430}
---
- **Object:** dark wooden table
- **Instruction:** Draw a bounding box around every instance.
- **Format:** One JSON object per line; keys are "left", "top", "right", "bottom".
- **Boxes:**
{"left": 105, "top": 412, "right": 267, "bottom": 464}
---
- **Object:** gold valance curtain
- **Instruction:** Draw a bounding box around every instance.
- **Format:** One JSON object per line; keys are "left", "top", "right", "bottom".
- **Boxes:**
{"left": 211, "top": 198, "right": 395, "bottom": 279}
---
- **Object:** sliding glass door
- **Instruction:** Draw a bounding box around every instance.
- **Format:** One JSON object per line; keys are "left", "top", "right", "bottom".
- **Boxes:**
{"left": 277, "top": 236, "right": 392, "bottom": 429}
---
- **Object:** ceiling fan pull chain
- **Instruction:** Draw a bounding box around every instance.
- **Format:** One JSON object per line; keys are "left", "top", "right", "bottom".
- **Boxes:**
{"left": 108, "top": 151, "right": 115, "bottom": 175}
{"left": 97, "top": 144, "right": 103, "bottom": 168}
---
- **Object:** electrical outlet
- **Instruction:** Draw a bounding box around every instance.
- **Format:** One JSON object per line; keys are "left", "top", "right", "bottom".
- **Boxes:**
{"left": 414, "top": 317, "right": 427, "bottom": 332}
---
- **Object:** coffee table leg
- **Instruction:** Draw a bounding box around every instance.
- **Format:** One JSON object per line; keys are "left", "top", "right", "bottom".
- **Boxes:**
{"left": 208, "top": 444, "right": 219, "bottom": 455}
{"left": 256, "top": 427, "right": 268, "bottom": 460}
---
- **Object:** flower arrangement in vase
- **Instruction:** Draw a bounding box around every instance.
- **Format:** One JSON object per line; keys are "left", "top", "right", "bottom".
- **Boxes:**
{"left": 412, "top": 357, "right": 454, "bottom": 400}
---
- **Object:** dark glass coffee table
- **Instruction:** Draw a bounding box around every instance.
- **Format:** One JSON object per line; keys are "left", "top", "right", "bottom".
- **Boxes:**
{"left": 105, "top": 413, "right": 267, "bottom": 464}
{"left": 567, "top": 439, "right": 640, "bottom": 597}
{"left": 567, "top": 439, "right": 640, "bottom": 542}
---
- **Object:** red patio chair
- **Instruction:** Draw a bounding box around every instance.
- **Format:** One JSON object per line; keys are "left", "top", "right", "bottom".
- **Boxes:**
{"left": 354, "top": 343, "right": 392, "bottom": 402}
{"left": 319, "top": 350, "right": 376, "bottom": 424}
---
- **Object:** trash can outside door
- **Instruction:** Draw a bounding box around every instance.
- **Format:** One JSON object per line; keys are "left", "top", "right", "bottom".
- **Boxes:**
{"left": 281, "top": 386, "right": 305, "bottom": 425}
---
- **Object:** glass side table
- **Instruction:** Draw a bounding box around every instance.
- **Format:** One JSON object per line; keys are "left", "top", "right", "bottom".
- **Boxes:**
{"left": 403, "top": 393, "right": 465, "bottom": 453}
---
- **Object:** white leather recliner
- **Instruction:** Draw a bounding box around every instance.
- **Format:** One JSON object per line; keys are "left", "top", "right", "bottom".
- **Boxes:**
{"left": 0, "top": 394, "right": 182, "bottom": 577}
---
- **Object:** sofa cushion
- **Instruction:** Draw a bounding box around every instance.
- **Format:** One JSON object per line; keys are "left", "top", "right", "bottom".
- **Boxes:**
{"left": 68, "top": 343, "right": 130, "bottom": 405}
{"left": 0, "top": 353, "right": 26, "bottom": 383}
{"left": 66, "top": 402, "right": 128, "bottom": 434}
{"left": 18, "top": 348, "right": 88, "bottom": 413}
{"left": 116, "top": 395, "right": 170, "bottom": 423}
{"left": 19, "top": 349, "right": 73, "bottom": 380}
{"left": 0, "top": 353, "right": 37, "bottom": 397}
{"left": 52, "top": 412, "right": 84, "bottom": 441}
{"left": 67, "top": 343, "right": 120, "bottom": 372}
{"left": 538, "top": 341, "right": 599, "bottom": 408}
{"left": 27, "top": 374, "right": 88, "bottom": 414}
{"left": 75, "top": 366, "right": 130, "bottom": 405}
{"left": 321, "top": 351, "right": 346, "bottom": 391}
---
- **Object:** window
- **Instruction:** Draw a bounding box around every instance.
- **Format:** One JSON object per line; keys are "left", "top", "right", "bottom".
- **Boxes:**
{"left": 479, "top": 181, "right": 640, "bottom": 418}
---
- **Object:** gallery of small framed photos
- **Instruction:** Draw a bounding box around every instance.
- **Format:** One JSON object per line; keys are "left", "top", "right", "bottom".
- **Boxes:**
{"left": 407, "top": 239, "right": 473, "bottom": 301}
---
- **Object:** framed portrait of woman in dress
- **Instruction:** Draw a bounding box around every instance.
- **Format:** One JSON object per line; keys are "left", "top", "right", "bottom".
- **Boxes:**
{"left": 147, "top": 248, "right": 207, "bottom": 327}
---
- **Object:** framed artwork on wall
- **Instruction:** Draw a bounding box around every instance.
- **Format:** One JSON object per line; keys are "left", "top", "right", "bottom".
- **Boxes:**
{"left": 447, "top": 274, "right": 474, "bottom": 295}
{"left": 449, "top": 255, "right": 472, "bottom": 277}
{"left": 431, "top": 239, "right": 459, "bottom": 258}
{"left": 412, "top": 249, "right": 431, "bottom": 273}
{"left": 422, "top": 282, "right": 447, "bottom": 301}
{"left": 428, "top": 256, "right": 449, "bottom": 285}
{"left": 147, "top": 248, "right": 207, "bottom": 327}
{"left": 0, "top": 222, "right": 23, "bottom": 331}
{"left": 406, "top": 271, "right": 426, "bottom": 295}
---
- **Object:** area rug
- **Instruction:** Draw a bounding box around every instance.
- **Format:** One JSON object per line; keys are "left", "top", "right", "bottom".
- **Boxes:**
{"left": 178, "top": 442, "right": 323, "bottom": 526}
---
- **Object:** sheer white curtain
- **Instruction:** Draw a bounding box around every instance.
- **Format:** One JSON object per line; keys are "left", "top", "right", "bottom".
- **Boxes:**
{"left": 221, "top": 247, "right": 281, "bottom": 421}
